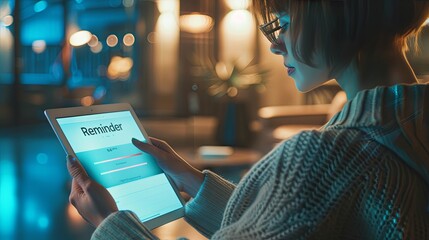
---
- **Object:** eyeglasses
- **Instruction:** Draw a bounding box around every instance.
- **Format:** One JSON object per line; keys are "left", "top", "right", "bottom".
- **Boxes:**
{"left": 258, "top": 17, "right": 283, "bottom": 45}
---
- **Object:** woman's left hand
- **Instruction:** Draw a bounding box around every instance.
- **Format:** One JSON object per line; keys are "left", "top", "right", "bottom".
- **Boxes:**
{"left": 66, "top": 155, "right": 118, "bottom": 227}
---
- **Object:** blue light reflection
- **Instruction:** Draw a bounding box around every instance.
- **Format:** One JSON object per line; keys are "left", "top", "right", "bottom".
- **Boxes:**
{"left": 0, "top": 140, "right": 17, "bottom": 238}
{"left": 38, "top": 215, "right": 50, "bottom": 229}
{"left": 34, "top": 1, "right": 48, "bottom": 13}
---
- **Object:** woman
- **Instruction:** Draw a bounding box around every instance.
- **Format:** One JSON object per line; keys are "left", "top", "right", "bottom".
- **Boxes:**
{"left": 67, "top": 0, "right": 429, "bottom": 239}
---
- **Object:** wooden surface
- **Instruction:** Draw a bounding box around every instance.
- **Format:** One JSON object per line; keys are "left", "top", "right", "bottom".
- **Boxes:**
{"left": 152, "top": 218, "right": 207, "bottom": 240}
{"left": 273, "top": 124, "right": 321, "bottom": 140}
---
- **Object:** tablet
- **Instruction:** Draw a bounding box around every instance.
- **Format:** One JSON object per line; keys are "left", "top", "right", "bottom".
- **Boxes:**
{"left": 45, "top": 103, "right": 185, "bottom": 229}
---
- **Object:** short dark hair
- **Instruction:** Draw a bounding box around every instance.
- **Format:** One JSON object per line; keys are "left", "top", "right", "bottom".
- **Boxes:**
{"left": 252, "top": 0, "right": 429, "bottom": 76}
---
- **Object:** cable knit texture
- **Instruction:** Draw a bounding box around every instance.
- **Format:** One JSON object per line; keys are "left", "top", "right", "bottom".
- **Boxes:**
{"left": 185, "top": 169, "right": 235, "bottom": 237}
{"left": 92, "top": 211, "right": 158, "bottom": 240}
{"left": 92, "top": 84, "right": 429, "bottom": 239}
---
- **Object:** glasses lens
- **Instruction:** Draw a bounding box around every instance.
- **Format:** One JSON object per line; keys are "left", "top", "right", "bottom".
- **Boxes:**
{"left": 259, "top": 18, "right": 281, "bottom": 44}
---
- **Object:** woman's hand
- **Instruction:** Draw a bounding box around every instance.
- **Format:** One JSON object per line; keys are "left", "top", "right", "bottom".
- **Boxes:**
{"left": 132, "top": 137, "right": 204, "bottom": 198}
{"left": 66, "top": 155, "right": 118, "bottom": 227}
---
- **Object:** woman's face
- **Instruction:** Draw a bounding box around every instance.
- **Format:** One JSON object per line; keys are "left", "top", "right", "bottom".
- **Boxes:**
{"left": 270, "top": 15, "right": 331, "bottom": 92}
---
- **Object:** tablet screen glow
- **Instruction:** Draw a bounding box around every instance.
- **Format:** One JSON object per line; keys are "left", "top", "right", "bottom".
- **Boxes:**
{"left": 57, "top": 111, "right": 183, "bottom": 222}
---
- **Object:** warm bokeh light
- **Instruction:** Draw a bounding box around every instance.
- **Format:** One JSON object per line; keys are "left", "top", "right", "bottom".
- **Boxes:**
{"left": 80, "top": 96, "right": 95, "bottom": 106}
{"left": 2, "top": 15, "right": 13, "bottom": 27}
{"left": 215, "top": 62, "right": 231, "bottom": 80}
{"left": 227, "top": 87, "right": 238, "bottom": 97}
{"left": 157, "top": 12, "right": 178, "bottom": 36}
{"left": 220, "top": 9, "right": 255, "bottom": 62}
{"left": 225, "top": 0, "right": 250, "bottom": 10}
{"left": 147, "top": 32, "right": 157, "bottom": 43}
{"left": 90, "top": 42, "right": 103, "bottom": 53}
{"left": 107, "top": 56, "right": 133, "bottom": 80}
{"left": 32, "top": 40, "right": 47, "bottom": 54}
{"left": 157, "top": 0, "right": 178, "bottom": 13}
{"left": 179, "top": 13, "right": 214, "bottom": 33}
{"left": 123, "top": 33, "right": 135, "bottom": 46}
{"left": 0, "top": 25, "right": 13, "bottom": 51}
{"left": 224, "top": 9, "right": 253, "bottom": 29}
{"left": 69, "top": 30, "right": 92, "bottom": 47}
{"left": 154, "top": 1, "right": 179, "bottom": 96}
{"left": 106, "top": 34, "right": 118, "bottom": 47}
{"left": 87, "top": 34, "right": 98, "bottom": 47}
{"left": 425, "top": 18, "right": 429, "bottom": 26}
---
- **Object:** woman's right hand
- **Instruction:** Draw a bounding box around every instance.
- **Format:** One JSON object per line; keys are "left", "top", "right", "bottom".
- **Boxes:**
{"left": 132, "top": 137, "right": 204, "bottom": 198}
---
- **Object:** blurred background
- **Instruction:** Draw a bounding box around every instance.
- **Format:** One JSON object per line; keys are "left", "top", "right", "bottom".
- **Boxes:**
{"left": 0, "top": 0, "right": 428, "bottom": 239}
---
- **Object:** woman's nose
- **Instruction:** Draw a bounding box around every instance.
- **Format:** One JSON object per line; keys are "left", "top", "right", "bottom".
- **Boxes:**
{"left": 270, "top": 41, "right": 287, "bottom": 55}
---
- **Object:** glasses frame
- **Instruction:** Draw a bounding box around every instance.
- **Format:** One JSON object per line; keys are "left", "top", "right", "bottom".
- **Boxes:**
{"left": 259, "top": 17, "right": 282, "bottom": 44}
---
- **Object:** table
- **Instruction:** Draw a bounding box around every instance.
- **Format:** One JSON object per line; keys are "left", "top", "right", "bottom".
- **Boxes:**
{"left": 177, "top": 147, "right": 262, "bottom": 169}
{"left": 177, "top": 147, "right": 262, "bottom": 183}
{"left": 152, "top": 218, "right": 207, "bottom": 240}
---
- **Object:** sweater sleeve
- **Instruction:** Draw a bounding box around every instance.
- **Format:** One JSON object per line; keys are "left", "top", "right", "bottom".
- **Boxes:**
{"left": 210, "top": 130, "right": 375, "bottom": 239}
{"left": 184, "top": 170, "right": 236, "bottom": 238}
{"left": 91, "top": 210, "right": 159, "bottom": 240}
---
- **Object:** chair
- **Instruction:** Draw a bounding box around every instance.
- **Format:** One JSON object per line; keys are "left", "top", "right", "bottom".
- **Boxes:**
{"left": 258, "top": 91, "right": 347, "bottom": 142}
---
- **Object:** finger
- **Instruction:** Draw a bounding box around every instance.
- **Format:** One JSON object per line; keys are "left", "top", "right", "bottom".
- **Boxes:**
{"left": 148, "top": 137, "right": 176, "bottom": 154}
{"left": 148, "top": 137, "right": 168, "bottom": 148}
{"left": 148, "top": 137, "right": 164, "bottom": 145}
{"left": 132, "top": 138, "right": 164, "bottom": 156}
{"left": 70, "top": 178, "right": 84, "bottom": 195}
{"left": 147, "top": 137, "right": 189, "bottom": 163}
{"left": 66, "top": 155, "right": 90, "bottom": 186}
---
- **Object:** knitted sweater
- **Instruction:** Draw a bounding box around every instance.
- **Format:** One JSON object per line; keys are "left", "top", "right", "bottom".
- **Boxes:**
{"left": 92, "top": 84, "right": 429, "bottom": 239}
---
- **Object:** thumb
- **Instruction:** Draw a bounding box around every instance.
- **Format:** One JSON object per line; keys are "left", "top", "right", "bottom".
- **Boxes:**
{"left": 66, "top": 155, "right": 90, "bottom": 185}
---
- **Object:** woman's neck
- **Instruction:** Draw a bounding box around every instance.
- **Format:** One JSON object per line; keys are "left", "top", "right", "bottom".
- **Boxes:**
{"left": 336, "top": 49, "right": 419, "bottom": 100}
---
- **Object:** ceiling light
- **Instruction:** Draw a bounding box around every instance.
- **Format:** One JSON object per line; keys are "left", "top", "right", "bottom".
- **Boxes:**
{"left": 179, "top": 13, "right": 214, "bottom": 33}
{"left": 2, "top": 15, "right": 13, "bottom": 27}
{"left": 225, "top": 0, "right": 249, "bottom": 10}
{"left": 123, "top": 33, "right": 135, "bottom": 46}
{"left": 69, "top": 30, "right": 92, "bottom": 47}
{"left": 106, "top": 34, "right": 118, "bottom": 47}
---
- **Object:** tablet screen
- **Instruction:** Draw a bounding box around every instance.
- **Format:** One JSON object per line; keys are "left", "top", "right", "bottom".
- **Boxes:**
{"left": 56, "top": 110, "right": 183, "bottom": 223}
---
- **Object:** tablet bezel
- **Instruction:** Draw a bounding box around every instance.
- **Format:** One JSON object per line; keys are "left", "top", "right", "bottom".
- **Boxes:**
{"left": 45, "top": 103, "right": 185, "bottom": 230}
